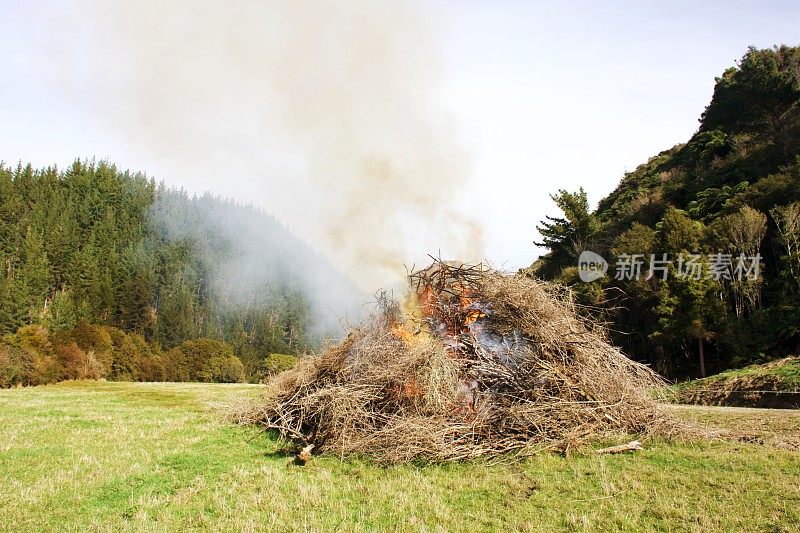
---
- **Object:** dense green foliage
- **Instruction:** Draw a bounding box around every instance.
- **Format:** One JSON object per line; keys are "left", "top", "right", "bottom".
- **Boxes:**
{"left": 0, "top": 160, "right": 345, "bottom": 383}
{"left": 531, "top": 45, "right": 800, "bottom": 379}
{"left": 0, "top": 322, "right": 245, "bottom": 387}
{"left": 261, "top": 352, "right": 299, "bottom": 376}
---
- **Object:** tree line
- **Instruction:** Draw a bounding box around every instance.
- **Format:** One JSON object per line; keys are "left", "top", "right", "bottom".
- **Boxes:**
{"left": 530, "top": 45, "right": 800, "bottom": 379}
{"left": 0, "top": 160, "right": 331, "bottom": 385}
{"left": 0, "top": 322, "right": 247, "bottom": 387}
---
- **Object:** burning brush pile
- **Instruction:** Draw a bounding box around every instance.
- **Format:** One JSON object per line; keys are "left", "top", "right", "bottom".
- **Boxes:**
{"left": 241, "top": 260, "right": 671, "bottom": 463}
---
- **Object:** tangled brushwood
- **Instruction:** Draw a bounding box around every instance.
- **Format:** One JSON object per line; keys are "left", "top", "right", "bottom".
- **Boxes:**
{"left": 240, "top": 260, "right": 674, "bottom": 463}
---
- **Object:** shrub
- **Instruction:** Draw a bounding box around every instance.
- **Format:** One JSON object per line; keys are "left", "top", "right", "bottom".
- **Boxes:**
{"left": 7, "top": 325, "right": 61, "bottom": 386}
{"left": 128, "top": 332, "right": 154, "bottom": 380}
{"left": 56, "top": 342, "right": 104, "bottom": 380}
{"left": 59, "top": 322, "right": 114, "bottom": 377}
{"left": 262, "top": 353, "right": 298, "bottom": 376}
{"left": 163, "top": 346, "right": 190, "bottom": 382}
{"left": 0, "top": 323, "right": 249, "bottom": 387}
{"left": 137, "top": 352, "right": 167, "bottom": 382}
{"left": 14, "top": 325, "right": 52, "bottom": 355}
{"left": 211, "top": 355, "right": 246, "bottom": 383}
{"left": 175, "top": 338, "right": 235, "bottom": 382}
{"left": 26, "top": 350, "right": 60, "bottom": 386}
{"left": 105, "top": 327, "right": 141, "bottom": 381}
{"left": 0, "top": 344, "right": 24, "bottom": 387}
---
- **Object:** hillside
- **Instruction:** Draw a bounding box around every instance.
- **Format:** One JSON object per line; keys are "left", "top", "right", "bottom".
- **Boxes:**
{"left": 531, "top": 45, "right": 800, "bottom": 379}
{"left": 0, "top": 161, "right": 361, "bottom": 378}
{"left": 672, "top": 356, "right": 800, "bottom": 408}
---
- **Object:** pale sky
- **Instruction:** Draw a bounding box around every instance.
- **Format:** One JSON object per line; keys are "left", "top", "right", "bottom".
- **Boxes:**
{"left": 1, "top": 0, "right": 799, "bottom": 286}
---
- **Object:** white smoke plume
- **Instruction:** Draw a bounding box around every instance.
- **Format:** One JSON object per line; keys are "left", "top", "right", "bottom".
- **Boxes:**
{"left": 42, "top": 0, "right": 485, "bottom": 292}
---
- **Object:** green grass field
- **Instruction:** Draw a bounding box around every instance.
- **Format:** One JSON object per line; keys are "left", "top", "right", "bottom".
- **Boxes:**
{"left": 1, "top": 382, "right": 799, "bottom": 532}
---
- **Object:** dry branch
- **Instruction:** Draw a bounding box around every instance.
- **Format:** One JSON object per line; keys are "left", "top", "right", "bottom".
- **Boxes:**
{"left": 238, "top": 260, "right": 676, "bottom": 463}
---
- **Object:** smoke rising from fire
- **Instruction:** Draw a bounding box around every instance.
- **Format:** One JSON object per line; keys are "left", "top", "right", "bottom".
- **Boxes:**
{"left": 44, "top": 0, "right": 485, "bottom": 291}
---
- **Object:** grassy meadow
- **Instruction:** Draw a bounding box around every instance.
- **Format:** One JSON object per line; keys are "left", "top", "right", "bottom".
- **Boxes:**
{"left": 1, "top": 381, "right": 799, "bottom": 532}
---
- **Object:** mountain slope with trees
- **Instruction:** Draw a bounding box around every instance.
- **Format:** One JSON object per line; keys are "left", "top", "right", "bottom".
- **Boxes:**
{"left": 530, "top": 45, "right": 800, "bottom": 379}
{"left": 0, "top": 160, "right": 359, "bottom": 384}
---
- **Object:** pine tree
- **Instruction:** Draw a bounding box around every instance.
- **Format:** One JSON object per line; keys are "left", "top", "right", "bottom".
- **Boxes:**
{"left": 19, "top": 227, "right": 50, "bottom": 323}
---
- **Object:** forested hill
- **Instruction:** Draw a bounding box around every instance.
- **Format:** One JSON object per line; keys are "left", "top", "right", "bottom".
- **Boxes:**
{"left": 0, "top": 160, "right": 361, "bottom": 367}
{"left": 531, "top": 45, "right": 800, "bottom": 380}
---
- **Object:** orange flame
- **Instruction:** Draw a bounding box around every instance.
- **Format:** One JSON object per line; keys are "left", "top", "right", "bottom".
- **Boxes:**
{"left": 418, "top": 284, "right": 436, "bottom": 317}
{"left": 464, "top": 309, "right": 486, "bottom": 326}
{"left": 413, "top": 280, "right": 487, "bottom": 331}
{"left": 391, "top": 377, "right": 424, "bottom": 400}
{"left": 459, "top": 289, "right": 474, "bottom": 309}
{"left": 458, "top": 285, "right": 486, "bottom": 326}
{"left": 390, "top": 323, "right": 415, "bottom": 345}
